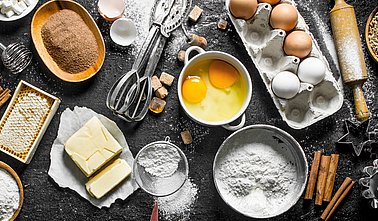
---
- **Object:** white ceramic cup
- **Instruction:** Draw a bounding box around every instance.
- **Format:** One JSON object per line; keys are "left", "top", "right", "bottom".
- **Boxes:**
{"left": 178, "top": 46, "right": 252, "bottom": 131}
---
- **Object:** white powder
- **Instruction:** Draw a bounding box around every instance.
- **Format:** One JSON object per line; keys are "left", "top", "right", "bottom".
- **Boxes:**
{"left": 138, "top": 144, "right": 181, "bottom": 177}
{"left": 215, "top": 143, "right": 297, "bottom": 217}
{"left": 338, "top": 37, "right": 365, "bottom": 77}
{"left": 158, "top": 178, "right": 198, "bottom": 221}
{"left": 0, "top": 168, "right": 20, "bottom": 221}
{"left": 123, "top": 0, "right": 155, "bottom": 55}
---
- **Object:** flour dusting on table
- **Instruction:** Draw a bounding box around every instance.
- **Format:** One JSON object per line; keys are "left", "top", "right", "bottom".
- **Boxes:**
{"left": 158, "top": 178, "right": 198, "bottom": 221}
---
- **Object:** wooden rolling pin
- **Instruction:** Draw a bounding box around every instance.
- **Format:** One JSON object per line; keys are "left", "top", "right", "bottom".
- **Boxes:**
{"left": 330, "top": 0, "right": 369, "bottom": 122}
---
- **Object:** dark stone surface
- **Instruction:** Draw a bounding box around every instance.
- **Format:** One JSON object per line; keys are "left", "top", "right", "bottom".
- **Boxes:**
{"left": 0, "top": 0, "right": 378, "bottom": 220}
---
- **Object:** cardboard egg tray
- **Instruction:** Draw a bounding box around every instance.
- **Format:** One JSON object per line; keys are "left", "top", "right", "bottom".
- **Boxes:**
{"left": 0, "top": 81, "right": 60, "bottom": 164}
{"left": 226, "top": 0, "right": 343, "bottom": 129}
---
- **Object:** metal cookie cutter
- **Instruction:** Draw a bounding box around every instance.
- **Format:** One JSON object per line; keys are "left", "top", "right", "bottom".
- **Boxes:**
{"left": 362, "top": 129, "right": 378, "bottom": 159}
{"left": 359, "top": 159, "right": 378, "bottom": 209}
{"left": 336, "top": 120, "right": 370, "bottom": 157}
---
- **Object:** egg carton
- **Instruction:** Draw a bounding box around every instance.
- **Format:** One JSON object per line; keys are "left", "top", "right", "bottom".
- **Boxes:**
{"left": 225, "top": 0, "right": 343, "bottom": 129}
{"left": 0, "top": 81, "right": 60, "bottom": 164}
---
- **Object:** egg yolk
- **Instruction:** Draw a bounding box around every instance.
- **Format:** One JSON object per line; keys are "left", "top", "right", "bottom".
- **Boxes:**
{"left": 182, "top": 76, "right": 207, "bottom": 103}
{"left": 209, "top": 60, "right": 239, "bottom": 89}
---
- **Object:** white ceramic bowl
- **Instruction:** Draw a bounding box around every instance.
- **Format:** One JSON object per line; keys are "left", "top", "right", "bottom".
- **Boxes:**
{"left": 178, "top": 46, "right": 252, "bottom": 131}
{"left": 0, "top": 0, "right": 39, "bottom": 22}
{"left": 110, "top": 18, "right": 137, "bottom": 46}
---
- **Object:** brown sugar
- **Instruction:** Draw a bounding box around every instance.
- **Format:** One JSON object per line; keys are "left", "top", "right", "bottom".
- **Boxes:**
{"left": 41, "top": 9, "right": 99, "bottom": 74}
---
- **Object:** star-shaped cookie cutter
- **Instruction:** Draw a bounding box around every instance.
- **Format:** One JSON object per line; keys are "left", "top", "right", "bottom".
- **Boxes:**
{"left": 336, "top": 119, "right": 374, "bottom": 157}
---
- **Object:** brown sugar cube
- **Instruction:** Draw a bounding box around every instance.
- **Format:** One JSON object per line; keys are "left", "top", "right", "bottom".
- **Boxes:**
{"left": 159, "top": 72, "right": 175, "bottom": 86}
{"left": 217, "top": 18, "right": 228, "bottom": 31}
{"left": 190, "top": 34, "right": 207, "bottom": 48}
{"left": 188, "top": 5, "right": 203, "bottom": 23}
{"left": 149, "top": 97, "right": 166, "bottom": 114}
{"left": 177, "top": 50, "right": 186, "bottom": 62}
{"left": 155, "top": 86, "right": 169, "bottom": 99}
{"left": 151, "top": 76, "right": 162, "bottom": 91}
{"left": 181, "top": 130, "right": 193, "bottom": 145}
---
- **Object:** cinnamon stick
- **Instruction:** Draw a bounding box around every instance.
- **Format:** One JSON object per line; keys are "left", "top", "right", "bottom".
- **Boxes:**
{"left": 0, "top": 88, "right": 10, "bottom": 99}
{"left": 321, "top": 177, "right": 355, "bottom": 220}
{"left": 304, "top": 151, "right": 322, "bottom": 200}
{"left": 0, "top": 89, "right": 11, "bottom": 108}
{"left": 323, "top": 154, "right": 340, "bottom": 202}
{"left": 0, "top": 93, "right": 10, "bottom": 107}
{"left": 315, "top": 155, "right": 331, "bottom": 205}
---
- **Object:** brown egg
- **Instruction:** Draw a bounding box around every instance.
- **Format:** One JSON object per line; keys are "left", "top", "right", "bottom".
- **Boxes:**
{"left": 229, "top": 0, "right": 258, "bottom": 20}
{"left": 258, "top": 0, "right": 281, "bottom": 5}
{"left": 284, "top": 31, "right": 313, "bottom": 59}
{"left": 269, "top": 3, "right": 298, "bottom": 32}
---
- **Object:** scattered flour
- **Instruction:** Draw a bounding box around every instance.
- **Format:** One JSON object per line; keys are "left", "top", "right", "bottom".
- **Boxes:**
{"left": 215, "top": 143, "right": 297, "bottom": 217}
{"left": 0, "top": 168, "right": 20, "bottom": 221}
{"left": 123, "top": 0, "right": 155, "bottom": 55}
{"left": 337, "top": 37, "right": 365, "bottom": 77}
{"left": 158, "top": 178, "right": 198, "bottom": 221}
{"left": 138, "top": 143, "right": 181, "bottom": 177}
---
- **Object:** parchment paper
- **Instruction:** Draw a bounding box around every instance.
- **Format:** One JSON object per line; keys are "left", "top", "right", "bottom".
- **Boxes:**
{"left": 48, "top": 106, "right": 139, "bottom": 208}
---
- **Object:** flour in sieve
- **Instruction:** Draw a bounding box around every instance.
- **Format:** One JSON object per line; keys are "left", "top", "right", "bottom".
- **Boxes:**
{"left": 0, "top": 168, "right": 20, "bottom": 221}
{"left": 215, "top": 143, "right": 297, "bottom": 216}
{"left": 138, "top": 144, "right": 181, "bottom": 177}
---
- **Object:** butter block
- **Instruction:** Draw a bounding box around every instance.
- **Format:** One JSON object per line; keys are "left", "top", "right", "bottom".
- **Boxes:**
{"left": 65, "top": 116, "right": 123, "bottom": 177}
{"left": 86, "top": 159, "right": 131, "bottom": 199}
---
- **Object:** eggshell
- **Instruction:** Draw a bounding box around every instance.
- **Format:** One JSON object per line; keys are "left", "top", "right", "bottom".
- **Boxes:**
{"left": 284, "top": 30, "right": 312, "bottom": 59}
{"left": 229, "top": 0, "right": 258, "bottom": 20}
{"left": 272, "top": 71, "right": 300, "bottom": 99}
{"left": 98, "top": 0, "right": 125, "bottom": 20}
{"left": 297, "top": 57, "right": 326, "bottom": 85}
{"left": 269, "top": 3, "right": 298, "bottom": 32}
{"left": 258, "top": 0, "right": 281, "bottom": 5}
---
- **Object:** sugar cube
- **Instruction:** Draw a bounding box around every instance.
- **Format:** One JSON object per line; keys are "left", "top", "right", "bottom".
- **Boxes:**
{"left": 159, "top": 72, "right": 175, "bottom": 86}
{"left": 188, "top": 5, "right": 203, "bottom": 23}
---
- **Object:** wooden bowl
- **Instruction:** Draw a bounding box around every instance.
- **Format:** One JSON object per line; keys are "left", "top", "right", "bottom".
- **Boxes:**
{"left": 0, "top": 161, "right": 24, "bottom": 221}
{"left": 365, "top": 6, "right": 378, "bottom": 63}
{"left": 31, "top": 0, "right": 105, "bottom": 82}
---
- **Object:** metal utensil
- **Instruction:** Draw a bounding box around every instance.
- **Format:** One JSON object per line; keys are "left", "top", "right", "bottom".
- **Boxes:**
{"left": 213, "top": 125, "right": 308, "bottom": 218}
{"left": 107, "top": 0, "right": 175, "bottom": 121}
{"left": 134, "top": 137, "right": 189, "bottom": 221}
{"left": 0, "top": 42, "right": 32, "bottom": 74}
{"left": 107, "top": 0, "right": 192, "bottom": 122}
{"left": 359, "top": 159, "right": 378, "bottom": 208}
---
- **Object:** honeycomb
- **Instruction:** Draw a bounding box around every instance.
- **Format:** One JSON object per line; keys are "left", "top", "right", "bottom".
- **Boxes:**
{"left": 0, "top": 84, "right": 54, "bottom": 161}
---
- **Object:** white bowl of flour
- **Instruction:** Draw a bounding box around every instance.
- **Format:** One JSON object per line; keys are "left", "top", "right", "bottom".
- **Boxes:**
{"left": 0, "top": 161, "right": 23, "bottom": 221}
{"left": 213, "top": 125, "right": 308, "bottom": 218}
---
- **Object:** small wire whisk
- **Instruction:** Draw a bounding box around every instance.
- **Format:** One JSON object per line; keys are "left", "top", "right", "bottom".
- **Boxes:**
{"left": 0, "top": 42, "right": 32, "bottom": 74}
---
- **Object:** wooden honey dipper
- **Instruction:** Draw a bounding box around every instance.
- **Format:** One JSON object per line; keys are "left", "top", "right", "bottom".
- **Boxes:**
{"left": 330, "top": 0, "right": 369, "bottom": 122}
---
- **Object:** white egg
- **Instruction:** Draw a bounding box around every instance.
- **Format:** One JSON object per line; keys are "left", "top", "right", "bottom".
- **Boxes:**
{"left": 297, "top": 57, "right": 326, "bottom": 85}
{"left": 272, "top": 71, "right": 300, "bottom": 99}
